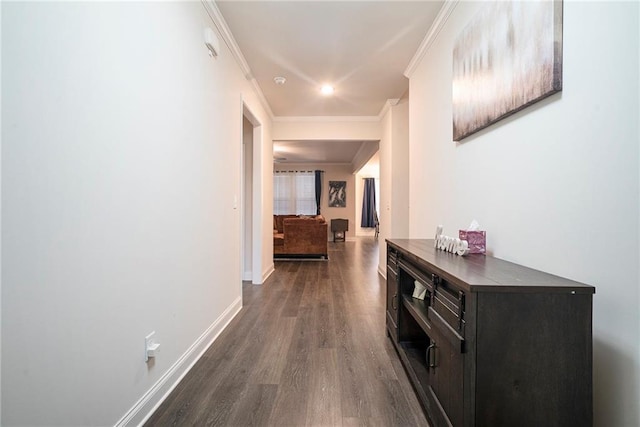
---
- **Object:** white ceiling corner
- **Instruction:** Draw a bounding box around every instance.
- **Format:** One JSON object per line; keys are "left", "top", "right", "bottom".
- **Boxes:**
{"left": 272, "top": 116, "right": 380, "bottom": 123}
{"left": 203, "top": 0, "right": 275, "bottom": 119}
{"left": 351, "top": 140, "right": 380, "bottom": 174}
{"left": 404, "top": 0, "right": 459, "bottom": 79}
{"left": 378, "top": 98, "right": 401, "bottom": 119}
{"left": 203, "top": 1, "right": 250, "bottom": 77}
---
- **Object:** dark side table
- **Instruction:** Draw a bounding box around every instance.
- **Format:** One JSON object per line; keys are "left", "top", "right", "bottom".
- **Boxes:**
{"left": 331, "top": 218, "right": 349, "bottom": 242}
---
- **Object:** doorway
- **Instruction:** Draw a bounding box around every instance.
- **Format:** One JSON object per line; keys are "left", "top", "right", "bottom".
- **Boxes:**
{"left": 242, "top": 115, "right": 253, "bottom": 281}
{"left": 241, "top": 103, "right": 263, "bottom": 285}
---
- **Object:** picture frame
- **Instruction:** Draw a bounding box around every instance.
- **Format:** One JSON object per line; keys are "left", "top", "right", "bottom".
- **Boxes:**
{"left": 452, "top": 0, "right": 563, "bottom": 141}
{"left": 328, "top": 181, "right": 346, "bottom": 208}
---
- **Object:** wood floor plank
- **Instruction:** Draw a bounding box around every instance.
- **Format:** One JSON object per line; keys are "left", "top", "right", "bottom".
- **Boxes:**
{"left": 266, "top": 307, "right": 313, "bottom": 426}
{"left": 226, "top": 384, "right": 279, "bottom": 427}
{"left": 281, "top": 268, "right": 307, "bottom": 317}
{"left": 146, "top": 239, "right": 429, "bottom": 427}
{"left": 304, "top": 348, "right": 341, "bottom": 426}
{"left": 343, "top": 416, "right": 390, "bottom": 427}
{"left": 250, "top": 316, "right": 297, "bottom": 385}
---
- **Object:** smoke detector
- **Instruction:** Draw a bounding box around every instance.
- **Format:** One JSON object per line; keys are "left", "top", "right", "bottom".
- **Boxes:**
{"left": 273, "top": 76, "right": 287, "bottom": 85}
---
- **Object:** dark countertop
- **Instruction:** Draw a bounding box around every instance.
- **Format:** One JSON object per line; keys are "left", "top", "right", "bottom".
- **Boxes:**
{"left": 387, "top": 239, "right": 595, "bottom": 294}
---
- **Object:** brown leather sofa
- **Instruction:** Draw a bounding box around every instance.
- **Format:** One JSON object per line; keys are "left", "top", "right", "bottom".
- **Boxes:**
{"left": 273, "top": 215, "right": 328, "bottom": 258}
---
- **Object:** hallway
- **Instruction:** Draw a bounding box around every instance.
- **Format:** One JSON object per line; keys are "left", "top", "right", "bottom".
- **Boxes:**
{"left": 146, "top": 238, "right": 428, "bottom": 426}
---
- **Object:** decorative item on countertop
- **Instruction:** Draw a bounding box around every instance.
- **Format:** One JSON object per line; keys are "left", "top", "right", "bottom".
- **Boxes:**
{"left": 412, "top": 280, "right": 427, "bottom": 300}
{"left": 459, "top": 219, "right": 486, "bottom": 254}
{"left": 434, "top": 225, "right": 469, "bottom": 256}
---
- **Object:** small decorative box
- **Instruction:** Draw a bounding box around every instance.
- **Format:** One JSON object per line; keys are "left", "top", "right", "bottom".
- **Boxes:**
{"left": 459, "top": 230, "right": 486, "bottom": 254}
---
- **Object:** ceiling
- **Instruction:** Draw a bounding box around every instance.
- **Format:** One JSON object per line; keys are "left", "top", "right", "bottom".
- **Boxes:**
{"left": 216, "top": 1, "right": 444, "bottom": 166}
{"left": 272, "top": 138, "right": 377, "bottom": 167}
{"left": 273, "top": 140, "right": 368, "bottom": 163}
{"left": 217, "top": 1, "right": 443, "bottom": 117}
{"left": 273, "top": 139, "right": 379, "bottom": 172}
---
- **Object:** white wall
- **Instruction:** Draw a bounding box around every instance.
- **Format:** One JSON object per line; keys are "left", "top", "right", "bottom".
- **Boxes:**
{"left": 379, "top": 108, "right": 393, "bottom": 275}
{"left": 1, "top": 2, "right": 271, "bottom": 425}
{"left": 391, "top": 98, "right": 409, "bottom": 242}
{"left": 273, "top": 117, "right": 381, "bottom": 141}
{"left": 409, "top": 2, "right": 639, "bottom": 425}
{"left": 258, "top": 123, "right": 275, "bottom": 283}
{"left": 273, "top": 163, "right": 356, "bottom": 241}
{"left": 378, "top": 96, "right": 410, "bottom": 275}
{"left": 0, "top": 2, "right": 3, "bottom": 420}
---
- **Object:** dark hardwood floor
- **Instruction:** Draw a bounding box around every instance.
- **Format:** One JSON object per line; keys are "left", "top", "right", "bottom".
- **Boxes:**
{"left": 145, "top": 238, "right": 428, "bottom": 426}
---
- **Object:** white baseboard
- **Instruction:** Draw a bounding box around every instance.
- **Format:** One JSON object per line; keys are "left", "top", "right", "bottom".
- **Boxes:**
{"left": 243, "top": 270, "right": 252, "bottom": 281}
{"left": 261, "top": 263, "right": 275, "bottom": 284}
{"left": 115, "top": 297, "right": 243, "bottom": 427}
{"left": 378, "top": 265, "right": 387, "bottom": 279}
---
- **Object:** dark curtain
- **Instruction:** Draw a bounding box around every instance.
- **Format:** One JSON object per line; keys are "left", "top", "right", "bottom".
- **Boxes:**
{"left": 315, "top": 170, "right": 323, "bottom": 215}
{"left": 361, "top": 178, "right": 377, "bottom": 227}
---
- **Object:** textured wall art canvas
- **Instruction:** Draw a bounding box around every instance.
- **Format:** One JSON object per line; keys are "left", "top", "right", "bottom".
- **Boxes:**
{"left": 328, "top": 181, "right": 346, "bottom": 208}
{"left": 452, "top": 0, "right": 563, "bottom": 141}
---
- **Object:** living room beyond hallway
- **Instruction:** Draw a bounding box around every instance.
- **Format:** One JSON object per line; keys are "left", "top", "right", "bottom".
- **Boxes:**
{"left": 146, "top": 237, "right": 427, "bottom": 426}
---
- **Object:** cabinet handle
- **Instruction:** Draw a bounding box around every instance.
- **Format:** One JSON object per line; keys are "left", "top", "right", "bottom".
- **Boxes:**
{"left": 458, "top": 290, "right": 465, "bottom": 331}
{"left": 426, "top": 343, "right": 437, "bottom": 368}
{"left": 392, "top": 293, "right": 398, "bottom": 310}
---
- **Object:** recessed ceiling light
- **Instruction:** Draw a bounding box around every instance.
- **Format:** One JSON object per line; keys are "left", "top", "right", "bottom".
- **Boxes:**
{"left": 274, "top": 76, "right": 286, "bottom": 85}
{"left": 320, "top": 85, "right": 335, "bottom": 96}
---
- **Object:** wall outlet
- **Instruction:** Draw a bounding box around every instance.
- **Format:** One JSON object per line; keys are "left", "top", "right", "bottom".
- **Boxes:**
{"left": 145, "top": 331, "right": 160, "bottom": 362}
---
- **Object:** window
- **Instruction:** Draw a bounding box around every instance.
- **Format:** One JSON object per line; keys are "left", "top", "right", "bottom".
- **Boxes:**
{"left": 273, "top": 171, "right": 317, "bottom": 215}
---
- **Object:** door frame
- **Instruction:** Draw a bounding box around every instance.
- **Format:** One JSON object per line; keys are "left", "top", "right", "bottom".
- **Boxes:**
{"left": 240, "top": 100, "right": 264, "bottom": 285}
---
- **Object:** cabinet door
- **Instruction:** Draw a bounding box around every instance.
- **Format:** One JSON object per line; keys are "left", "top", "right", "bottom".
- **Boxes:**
{"left": 425, "top": 316, "right": 464, "bottom": 427}
{"left": 386, "top": 266, "right": 399, "bottom": 336}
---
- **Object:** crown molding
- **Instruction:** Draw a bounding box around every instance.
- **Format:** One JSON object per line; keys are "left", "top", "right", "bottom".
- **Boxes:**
{"left": 350, "top": 140, "right": 379, "bottom": 174}
{"left": 404, "top": 0, "right": 459, "bottom": 79}
{"left": 202, "top": 1, "right": 274, "bottom": 119}
{"left": 272, "top": 116, "right": 380, "bottom": 123}
{"left": 202, "top": 1, "right": 250, "bottom": 78}
{"left": 274, "top": 162, "right": 353, "bottom": 167}
{"left": 377, "top": 98, "right": 400, "bottom": 119}
{"left": 248, "top": 78, "right": 275, "bottom": 119}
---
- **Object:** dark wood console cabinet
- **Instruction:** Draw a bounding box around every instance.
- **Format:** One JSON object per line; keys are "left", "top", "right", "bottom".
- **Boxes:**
{"left": 386, "top": 239, "right": 595, "bottom": 427}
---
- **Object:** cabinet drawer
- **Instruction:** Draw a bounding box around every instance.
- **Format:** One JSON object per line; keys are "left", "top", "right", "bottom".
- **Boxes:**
{"left": 398, "top": 259, "right": 434, "bottom": 295}
{"left": 432, "top": 294, "right": 465, "bottom": 337}
{"left": 388, "top": 248, "right": 398, "bottom": 268}
{"left": 431, "top": 278, "right": 465, "bottom": 338}
{"left": 428, "top": 306, "right": 465, "bottom": 353}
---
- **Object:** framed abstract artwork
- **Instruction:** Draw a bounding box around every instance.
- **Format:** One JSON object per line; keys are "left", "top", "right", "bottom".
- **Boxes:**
{"left": 452, "top": 0, "right": 563, "bottom": 141}
{"left": 328, "top": 181, "right": 346, "bottom": 208}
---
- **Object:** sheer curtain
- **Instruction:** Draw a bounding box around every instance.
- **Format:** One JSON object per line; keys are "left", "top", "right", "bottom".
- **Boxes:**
{"left": 273, "top": 171, "right": 317, "bottom": 215}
